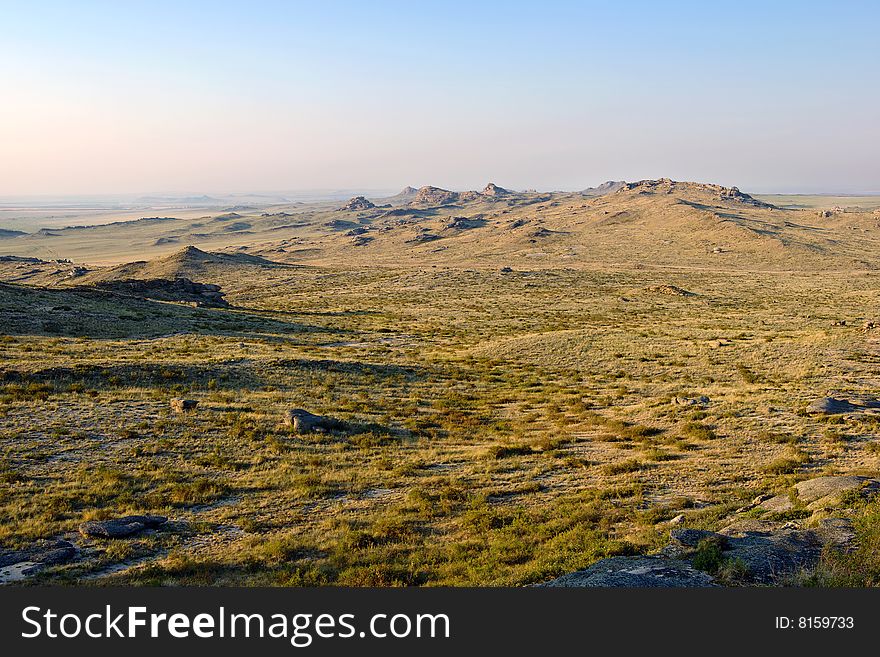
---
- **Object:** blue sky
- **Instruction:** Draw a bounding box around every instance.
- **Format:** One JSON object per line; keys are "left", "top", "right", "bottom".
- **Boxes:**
{"left": 1, "top": 0, "right": 878, "bottom": 195}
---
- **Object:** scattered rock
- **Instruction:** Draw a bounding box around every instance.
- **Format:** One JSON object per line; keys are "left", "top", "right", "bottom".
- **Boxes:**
{"left": 674, "top": 395, "right": 709, "bottom": 407}
{"left": 864, "top": 320, "right": 877, "bottom": 330}
{"left": 78, "top": 515, "right": 167, "bottom": 539}
{"left": 646, "top": 284, "right": 696, "bottom": 297}
{"left": 170, "top": 398, "right": 198, "bottom": 413}
{"left": 540, "top": 556, "right": 716, "bottom": 587}
{"left": 500, "top": 266, "right": 514, "bottom": 273}
{"left": 406, "top": 232, "right": 441, "bottom": 244}
{"left": 283, "top": 409, "right": 345, "bottom": 433}
{"left": 445, "top": 216, "right": 485, "bottom": 230}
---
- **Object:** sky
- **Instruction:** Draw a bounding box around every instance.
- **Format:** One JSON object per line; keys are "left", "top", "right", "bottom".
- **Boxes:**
{"left": 1, "top": 0, "right": 878, "bottom": 196}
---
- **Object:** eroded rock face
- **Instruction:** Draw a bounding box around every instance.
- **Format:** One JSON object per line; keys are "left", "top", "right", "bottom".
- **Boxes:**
{"left": 78, "top": 515, "right": 167, "bottom": 539}
{"left": 540, "top": 556, "right": 716, "bottom": 587}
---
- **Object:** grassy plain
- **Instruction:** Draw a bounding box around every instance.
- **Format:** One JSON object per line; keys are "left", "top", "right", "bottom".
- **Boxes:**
{"left": 2, "top": 180, "right": 880, "bottom": 585}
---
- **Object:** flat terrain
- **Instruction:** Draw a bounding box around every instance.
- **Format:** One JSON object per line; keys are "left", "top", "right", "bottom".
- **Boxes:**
{"left": 2, "top": 180, "right": 880, "bottom": 585}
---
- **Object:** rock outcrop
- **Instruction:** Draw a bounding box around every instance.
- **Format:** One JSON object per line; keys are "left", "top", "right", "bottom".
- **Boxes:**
{"left": 807, "top": 396, "right": 880, "bottom": 415}
{"left": 540, "top": 555, "right": 715, "bottom": 587}
{"left": 543, "top": 514, "right": 858, "bottom": 587}
{"left": 618, "top": 179, "right": 774, "bottom": 208}
{"left": 339, "top": 196, "right": 376, "bottom": 211}
{"left": 78, "top": 515, "right": 167, "bottom": 539}
{"left": 411, "top": 186, "right": 460, "bottom": 206}
{"left": 580, "top": 181, "right": 626, "bottom": 196}
{"left": 0, "top": 539, "right": 76, "bottom": 568}
{"left": 481, "top": 182, "right": 510, "bottom": 197}
{"left": 91, "top": 277, "right": 229, "bottom": 308}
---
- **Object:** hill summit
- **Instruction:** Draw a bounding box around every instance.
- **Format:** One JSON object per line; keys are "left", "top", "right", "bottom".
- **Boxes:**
{"left": 617, "top": 179, "right": 775, "bottom": 208}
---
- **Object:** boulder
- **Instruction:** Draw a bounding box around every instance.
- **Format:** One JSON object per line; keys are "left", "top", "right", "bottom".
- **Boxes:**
{"left": 283, "top": 409, "right": 345, "bottom": 433}
{"left": 806, "top": 397, "right": 857, "bottom": 414}
{"left": 78, "top": 514, "right": 167, "bottom": 539}
{"left": 794, "top": 476, "right": 880, "bottom": 509}
{"left": 540, "top": 556, "right": 716, "bottom": 587}
{"left": 0, "top": 539, "right": 76, "bottom": 568}
{"left": 170, "top": 398, "right": 198, "bottom": 413}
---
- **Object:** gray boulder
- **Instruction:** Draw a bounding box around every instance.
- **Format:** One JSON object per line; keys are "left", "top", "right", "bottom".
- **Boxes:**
{"left": 794, "top": 475, "right": 880, "bottom": 509}
{"left": 0, "top": 539, "right": 76, "bottom": 568}
{"left": 806, "top": 397, "right": 858, "bottom": 414}
{"left": 283, "top": 409, "right": 345, "bottom": 433}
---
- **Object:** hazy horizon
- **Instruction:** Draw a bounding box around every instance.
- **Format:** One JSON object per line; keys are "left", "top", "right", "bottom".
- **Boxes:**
{"left": 2, "top": 0, "right": 878, "bottom": 197}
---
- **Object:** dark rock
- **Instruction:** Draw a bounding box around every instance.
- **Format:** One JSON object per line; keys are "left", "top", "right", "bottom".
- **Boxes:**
{"left": 283, "top": 409, "right": 345, "bottom": 433}
{"left": 719, "top": 528, "right": 823, "bottom": 584}
{"left": 79, "top": 515, "right": 167, "bottom": 539}
{"left": 0, "top": 539, "right": 76, "bottom": 568}
{"left": 170, "top": 398, "right": 198, "bottom": 413}
{"left": 90, "top": 278, "right": 229, "bottom": 308}
{"left": 406, "top": 233, "right": 441, "bottom": 244}
{"left": 540, "top": 556, "right": 716, "bottom": 587}
{"left": 445, "top": 216, "right": 486, "bottom": 230}
{"left": 669, "top": 528, "right": 720, "bottom": 548}
{"left": 674, "top": 395, "right": 710, "bottom": 406}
